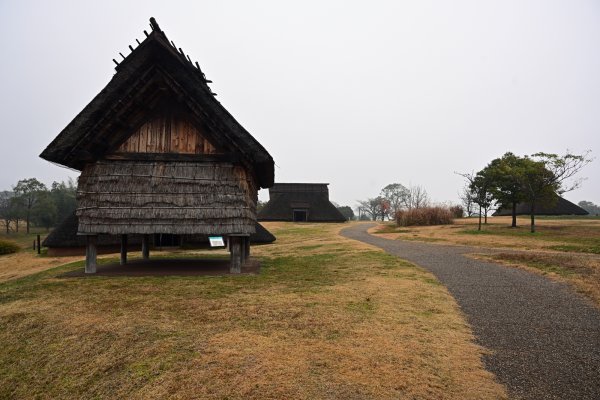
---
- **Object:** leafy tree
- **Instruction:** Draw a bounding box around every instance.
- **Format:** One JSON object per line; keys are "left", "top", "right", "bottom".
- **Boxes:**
{"left": 50, "top": 179, "right": 77, "bottom": 223}
{"left": 13, "top": 178, "right": 47, "bottom": 234}
{"left": 336, "top": 206, "right": 355, "bottom": 221}
{"left": 516, "top": 158, "right": 557, "bottom": 233}
{"left": 380, "top": 183, "right": 409, "bottom": 216}
{"left": 578, "top": 200, "right": 600, "bottom": 215}
{"left": 32, "top": 191, "right": 57, "bottom": 232}
{"left": 482, "top": 152, "right": 527, "bottom": 228}
{"left": 0, "top": 191, "right": 15, "bottom": 234}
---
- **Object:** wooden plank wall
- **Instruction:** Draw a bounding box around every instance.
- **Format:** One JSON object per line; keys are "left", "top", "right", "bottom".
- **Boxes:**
{"left": 117, "top": 116, "right": 217, "bottom": 154}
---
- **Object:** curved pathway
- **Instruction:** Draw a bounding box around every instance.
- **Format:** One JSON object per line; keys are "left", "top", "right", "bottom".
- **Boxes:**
{"left": 341, "top": 223, "right": 600, "bottom": 400}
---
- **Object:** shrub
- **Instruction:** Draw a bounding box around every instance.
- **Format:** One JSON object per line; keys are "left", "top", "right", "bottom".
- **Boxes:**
{"left": 449, "top": 205, "right": 464, "bottom": 218}
{"left": 0, "top": 239, "right": 20, "bottom": 255}
{"left": 396, "top": 206, "right": 455, "bottom": 227}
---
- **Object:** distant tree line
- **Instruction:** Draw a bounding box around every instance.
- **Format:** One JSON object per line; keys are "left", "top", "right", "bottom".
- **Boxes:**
{"left": 356, "top": 183, "right": 434, "bottom": 221}
{"left": 0, "top": 178, "right": 76, "bottom": 234}
{"left": 458, "top": 150, "right": 592, "bottom": 232}
{"left": 578, "top": 201, "right": 600, "bottom": 216}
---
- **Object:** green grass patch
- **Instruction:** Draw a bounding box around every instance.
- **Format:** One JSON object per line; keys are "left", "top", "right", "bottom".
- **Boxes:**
{"left": 0, "top": 239, "right": 20, "bottom": 255}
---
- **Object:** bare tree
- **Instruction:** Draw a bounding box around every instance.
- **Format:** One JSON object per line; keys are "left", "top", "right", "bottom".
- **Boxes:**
{"left": 357, "top": 197, "right": 386, "bottom": 221}
{"left": 406, "top": 185, "right": 429, "bottom": 210}
{"left": 458, "top": 184, "right": 476, "bottom": 217}
{"left": 522, "top": 150, "right": 593, "bottom": 232}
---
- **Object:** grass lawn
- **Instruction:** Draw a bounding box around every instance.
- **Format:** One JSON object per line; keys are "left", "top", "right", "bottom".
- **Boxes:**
{"left": 0, "top": 222, "right": 506, "bottom": 399}
{"left": 372, "top": 217, "right": 600, "bottom": 307}
{"left": 0, "top": 226, "right": 84, "bottom": 282}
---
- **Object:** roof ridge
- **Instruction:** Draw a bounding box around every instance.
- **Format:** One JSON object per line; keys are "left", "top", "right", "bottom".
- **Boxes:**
{"left": 113, "top": 17, "right": 215, "bottom": 94}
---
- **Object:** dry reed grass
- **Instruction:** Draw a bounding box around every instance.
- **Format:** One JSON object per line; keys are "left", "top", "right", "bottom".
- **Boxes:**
{"left": 396, "top": 207, "right": 454, "bottom": 227}
{"left": 0, "top": 222, "right": 507, "bottom": 399}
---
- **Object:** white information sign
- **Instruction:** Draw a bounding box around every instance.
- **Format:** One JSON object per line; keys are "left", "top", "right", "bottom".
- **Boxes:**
{"left": 208, "top": 236, "right": 225, "bottom": 247}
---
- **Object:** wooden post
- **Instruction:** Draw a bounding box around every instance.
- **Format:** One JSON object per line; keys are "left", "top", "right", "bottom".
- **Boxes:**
{"left": 244, "top": 237, "right": 250, "bottom": 261}
{"left": 120, "top": 234, "right": 128, "bottom": 265}
{"left": 240, "top": 237, "right": 246, "bottom": 265}
{"left": 142, "top": 234, "right": 150, "bottom": 260}
{"left": 229, "top": 236, "right": 242, "bottom": 274}
{"left": 37, "top": 235, "right": 41, "bottom": 255}
{"left": 85, "top": 235, "right": 97, "bottom": 274}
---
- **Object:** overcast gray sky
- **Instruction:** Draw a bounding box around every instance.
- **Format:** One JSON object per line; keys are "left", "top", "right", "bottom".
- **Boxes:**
{"left": 1, "top": 0, "right": 598, "bottom": 208}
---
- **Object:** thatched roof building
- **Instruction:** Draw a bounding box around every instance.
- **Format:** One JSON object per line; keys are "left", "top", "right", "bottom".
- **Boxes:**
{"left": 39, "top": 18, "right": 274, "bottom": 273}
{"left": 258, "top": 183, "right": 346, "bottom": 222}
{"left": 493, "top": 196, "right": 589, "bottom": 216}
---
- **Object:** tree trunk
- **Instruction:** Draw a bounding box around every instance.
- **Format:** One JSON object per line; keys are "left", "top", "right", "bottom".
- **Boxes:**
{"left": 15, "top": 218, "right": 19, "bottom": 233}
{"left": 484, "top": 207, "right": 488, "bottom": 224}
{"left": 478, "top": 205, "right": 482, "bottom": 231}
{"left": 511, "top": 202, "right": 517, "bottom": 227}
{"left": 530, "top": 203, "right": 536, "bottom": 233}
{"left": 26, "top": 211, "right": 30, "bottom": 234}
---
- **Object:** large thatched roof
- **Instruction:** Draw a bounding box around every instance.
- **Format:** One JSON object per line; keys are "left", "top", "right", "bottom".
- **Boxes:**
{"left": 39, "top": 17, "right": 274, "bottom": 188}
{"left": 258, "top": 183, "right": 346, "bottom": 222}
{"left": 493, "top": 196, "right": 589, "bottom": 216}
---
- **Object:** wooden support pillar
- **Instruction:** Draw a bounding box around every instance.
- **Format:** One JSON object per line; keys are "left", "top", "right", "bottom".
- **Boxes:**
{"left": 240, "top": 237, "right": 246, "bottom": 265}
{"left": 244, "top": 237, "right": 250, "bottom": 261}
{"left": 120, "top": 234, "right": 128, "bottom": 265}
{"left": 229, "top": 236, "right": 242, "bottom": 274}
{"left": 85, "top": 235, "right": 97, "bottom": 274}
{"left": 142, "top": 234, "right": 150, "bottom": 259}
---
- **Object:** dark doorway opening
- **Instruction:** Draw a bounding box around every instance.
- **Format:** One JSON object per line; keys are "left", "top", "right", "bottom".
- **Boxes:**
{"left": 154, "top": 234, "right": 181, "bottom": 247}
{"left": 293, "top": 210, "right": 308, "bottom": 222}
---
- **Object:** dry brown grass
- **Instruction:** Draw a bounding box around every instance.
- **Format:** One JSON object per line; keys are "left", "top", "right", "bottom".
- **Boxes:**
{"left": 371, "top": 217, "right": 600, "bottom": 308}
{"left": 372, "top": 216, "right": 600, "bottom": 252}
{"left": 0, "top": 227, "right": 84, "bottom": 282}
{"left": 0, "top": 251, "right": 82, "bottom": 282}
{"left": 0, "top": 222, "right": 507, "bottom": 399}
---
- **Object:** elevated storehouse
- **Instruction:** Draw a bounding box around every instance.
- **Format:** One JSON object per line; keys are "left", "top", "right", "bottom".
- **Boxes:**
{"left": 258, "top": 183, "right": 346, "bottom": 222}
{"left": 40, "top": 18, "right": 274, "bottom": 273}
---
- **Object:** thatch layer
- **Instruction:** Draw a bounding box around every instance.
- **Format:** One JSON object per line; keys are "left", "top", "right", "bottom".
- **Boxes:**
{"left": 493, "top": 196, "right": 589, "bottom": 216}
{"left": 44, "top": 212, "right": 275, "bottom": 248}
{"left": 77, "top": 161, "right": 257, "bottom": 235}
{"left": 258, "top": 183, "right": 346, "bottom": 222}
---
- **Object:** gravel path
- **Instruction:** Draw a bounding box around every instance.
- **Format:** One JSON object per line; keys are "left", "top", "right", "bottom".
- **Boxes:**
{"left": 341, "top": 223, "right": 600, "bottom": 400}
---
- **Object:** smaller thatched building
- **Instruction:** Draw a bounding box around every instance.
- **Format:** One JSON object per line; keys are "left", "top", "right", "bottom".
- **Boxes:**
{"left": 258, "top": 183, "right": 346, "bottom": 222}
{"left": 493, "top": 196, "right": 589, "bottom": 216}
